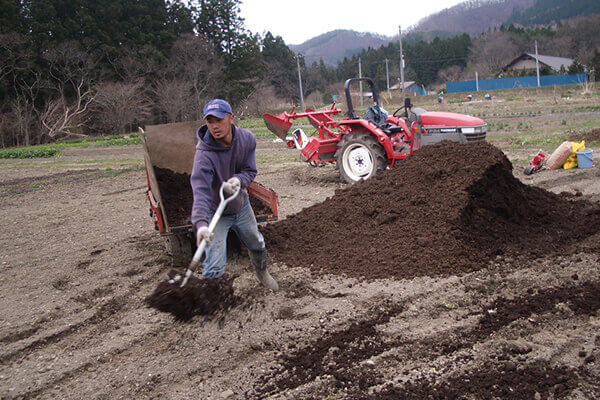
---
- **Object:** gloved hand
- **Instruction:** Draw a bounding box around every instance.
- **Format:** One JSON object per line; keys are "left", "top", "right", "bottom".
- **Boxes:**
{"left": 223, "top": 177, "right": 240, "bottom": 196}
{"left": 196, "top": 226, "right": 214, "bottom": 247}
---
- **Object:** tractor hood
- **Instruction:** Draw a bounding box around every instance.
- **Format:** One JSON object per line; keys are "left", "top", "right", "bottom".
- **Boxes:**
{"left": 420, "top": 111, "right": 485, "bottom": 127}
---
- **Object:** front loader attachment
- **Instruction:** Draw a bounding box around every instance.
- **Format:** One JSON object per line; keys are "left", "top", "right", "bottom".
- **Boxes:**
{"left": 262, "top": 113, "right": 292, "bottom": 140}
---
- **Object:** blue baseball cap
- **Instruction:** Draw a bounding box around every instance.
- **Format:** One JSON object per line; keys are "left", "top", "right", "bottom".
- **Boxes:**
{"left": 203, "top": 99, "right": 233, "bottom": 119}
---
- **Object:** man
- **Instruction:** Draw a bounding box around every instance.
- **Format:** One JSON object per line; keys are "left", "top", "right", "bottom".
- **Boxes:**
{"left": 190, "top": 99, "right": 278, "bottom": 291}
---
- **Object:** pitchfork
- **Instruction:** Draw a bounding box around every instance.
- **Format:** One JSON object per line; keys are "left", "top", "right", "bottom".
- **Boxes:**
{"left": 168, "top": 182, "right": 240, "bottom": 287}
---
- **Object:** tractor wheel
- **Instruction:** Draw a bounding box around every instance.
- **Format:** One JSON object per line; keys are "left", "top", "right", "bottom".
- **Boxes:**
{"left": 164, "top": 233, "right": 194, "bottom": 267}
{"left": 336, "top": 132, "right": 387, "bottom": 183}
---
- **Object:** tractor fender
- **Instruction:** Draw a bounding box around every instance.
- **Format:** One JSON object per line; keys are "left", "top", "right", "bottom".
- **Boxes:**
{"left": 338, "top": 119, "right": 394, "bottom": 159}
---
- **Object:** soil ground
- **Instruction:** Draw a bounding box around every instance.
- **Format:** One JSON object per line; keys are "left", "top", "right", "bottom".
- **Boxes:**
{"left": 1, "top": 90, "right": 600, "bottom": 399}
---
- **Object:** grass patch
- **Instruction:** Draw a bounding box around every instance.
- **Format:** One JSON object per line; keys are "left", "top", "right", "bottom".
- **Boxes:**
{"left": 237, "top": 117, "right": 268, "bottom": 129}
{"left": 252, "top": 127, "right": 277, "bottom": 139}
{"left": 0, "top": 134, "right": 141, "bottom": 159}
{"left": 487, "top": 121, "right": 510, "bottom": 131}
{"left": 100, "top": 164, "right": 144, "bottom": 176}
{"left": 256, "top": 153, "right": 300, "bottom": 164}
{"left": 0, "top": 147, "right": 62, "bottom": 159}
{"left": 52, "top": 134, "right": 141, "bottom": 148}
{"left": 575, "top": 105, "right": 600, "bottom": 112}
{"left": 509, "top": 134, "right": 567, "bottom": 148}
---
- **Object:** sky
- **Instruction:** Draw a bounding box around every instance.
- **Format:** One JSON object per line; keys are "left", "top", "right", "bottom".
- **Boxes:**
{"left": 239, "top": 0, "right": 467, "bottom": 45}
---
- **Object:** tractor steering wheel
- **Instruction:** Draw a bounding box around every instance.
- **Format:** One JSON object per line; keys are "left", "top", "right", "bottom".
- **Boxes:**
{"left": 392, "top": 105, "right": 409, "bottom": 118}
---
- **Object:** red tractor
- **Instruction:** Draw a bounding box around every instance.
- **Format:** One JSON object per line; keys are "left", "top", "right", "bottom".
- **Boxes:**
{"left": 263, "top": 78, "right": 487, "bottom": 183}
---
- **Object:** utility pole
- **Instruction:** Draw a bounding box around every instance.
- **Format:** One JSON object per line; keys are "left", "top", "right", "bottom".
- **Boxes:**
{"left": 359, "top": 56, "right": 363, "bottom": 108}
{"left": 398, "top": 25, "right": 405, "bottom": 101}
{"left": 535, "top": 40, "right": 540, "bottom": 87}
{"left": 475, "top": 71, "right": 479, "bottom": 92}
{"left": 296, "top": 54, "right": 305, "bottom": 110}
{"left": 385, "top": 59, "right": 390, "bottom": 97}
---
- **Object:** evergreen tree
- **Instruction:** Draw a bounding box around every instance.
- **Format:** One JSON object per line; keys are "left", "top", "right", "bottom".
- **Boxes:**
{"left": 166, "top": 0, "right": 195, "bottom": 37}
{"left": 0, "top": 0, "right": 26, "bottom": 34}
{"left": 261, "top": 32, "right": 297, "bottom": 101}
{"left": 194, "top": 0, "right": 244, "bottom": 55}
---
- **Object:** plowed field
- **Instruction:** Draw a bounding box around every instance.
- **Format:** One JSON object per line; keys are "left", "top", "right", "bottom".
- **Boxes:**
{"left": 1, "top": 114, "right": 600, "bottom": 399}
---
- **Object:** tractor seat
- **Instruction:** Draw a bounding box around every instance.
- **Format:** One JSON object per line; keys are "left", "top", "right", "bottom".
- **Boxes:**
{"left": 363, "top": 105, "right": 388, "bottom": 127}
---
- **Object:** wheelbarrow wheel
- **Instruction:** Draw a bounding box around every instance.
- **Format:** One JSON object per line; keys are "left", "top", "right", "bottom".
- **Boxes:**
{"left": 164, "top": 233, "right": 194, "bottom": 267}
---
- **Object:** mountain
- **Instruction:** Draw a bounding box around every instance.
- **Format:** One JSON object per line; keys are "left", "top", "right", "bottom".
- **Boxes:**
{"left": 290, "top": 0, "right": 600, "bottom": 67}
{"left": 411, "top": 0, "right": 600, "bottom": 34}
{"left": 411, "top": 0, "right": 536, "bottom": 34}
{"left": 507, "top": 0, "right": 600, "bottom": 25}
{"left": 288, "top": 30, "right": 391, "bottom": 67}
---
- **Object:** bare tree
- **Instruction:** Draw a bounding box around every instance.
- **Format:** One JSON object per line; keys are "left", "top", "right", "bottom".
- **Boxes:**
{"left": 152, "top": 78, "right": 190, "bottom": 123}
{"left": 238, "top": 83, "right": 282, "bottom": 117}
{"left": 91, "top": 80, "right": 151, "bottom": 135}
{"left": 5, "top": 73, "right": 43, "bottom": 146}
{"left": 0, "top": 33, "right": 40, "bottom": 146}
{"left": 437, "top": 65, "right": 465, "bottom": 84}
{"left": 0, "top": 112, "right": 12, "bottom": 148}
{"left": 166, "top": 35, "right": 223, "bottom": 119}
{"left": 470, "top": 31, "right": 519, "bottom": 78}
{"left": 0, "top": 33, "right": 28, "bottom": 84}
{"left": 106, "top": 44, "right": 163, "bottom": 82}
{"left": 10, "top": 95, "right": 38, "bottom": 146}
{"left": 39, "top": 83, "right": 95, "bottom": 140}
{"left": 38, "top": 42, "right": 98, "bottom": 140}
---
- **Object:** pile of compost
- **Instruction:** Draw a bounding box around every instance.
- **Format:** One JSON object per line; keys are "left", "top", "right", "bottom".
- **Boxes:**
{"left": 154, "top": 167, "right": 272, "bottom": 227}
{"left": 146, "top": 272, "right": 237, "bottom": 320}
{"left": 262, "top": 141, "right": 600, "bottom": 280}
{"left": 154, "top": 167, "right": 194, "bottom": 227}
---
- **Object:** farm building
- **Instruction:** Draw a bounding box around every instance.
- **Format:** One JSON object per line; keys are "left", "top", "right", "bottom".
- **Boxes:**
{"left": 501, "top": 53, "right": 573, "bottom": 75}
{"left": 390, "top": 81, "right": 428, "bottom": 96}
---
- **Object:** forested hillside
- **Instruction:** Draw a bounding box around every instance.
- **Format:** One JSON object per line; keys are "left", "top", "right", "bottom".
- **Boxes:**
{"left": 1, "top": 0, "right": 599, "bottom": 149}
{"left": 413, "top": 0, "right": 536, "bottom": 34}
{"left": 508, "top": 0, "right": 600, "bottom": 25}
{"left": 0, "top": 0, "right": 308, "bottom": 147}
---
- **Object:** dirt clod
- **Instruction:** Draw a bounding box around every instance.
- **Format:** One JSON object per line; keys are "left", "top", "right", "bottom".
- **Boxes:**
{"left": 146, "top": 271, "right": 237, "bottom": 321}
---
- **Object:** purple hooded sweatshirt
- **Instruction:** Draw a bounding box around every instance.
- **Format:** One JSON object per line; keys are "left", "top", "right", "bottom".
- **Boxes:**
{"left": 190, "top": 124, "right": 257, "bottom": 231}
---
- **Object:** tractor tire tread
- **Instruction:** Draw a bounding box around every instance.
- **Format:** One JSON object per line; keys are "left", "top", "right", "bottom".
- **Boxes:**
{"left": 335, "top": 132, "right": 387, "bottom": 183}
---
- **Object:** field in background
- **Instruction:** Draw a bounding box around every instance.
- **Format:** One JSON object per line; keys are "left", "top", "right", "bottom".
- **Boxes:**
{"left": 1, "top": 82, "right": 599, "bottom": 399}
{"left": 245, "top": 83, "right": 600, "bottom": 166}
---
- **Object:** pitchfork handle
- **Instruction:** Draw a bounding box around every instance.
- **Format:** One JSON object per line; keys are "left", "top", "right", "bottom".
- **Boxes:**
{"left": 181, "top": 184, "right": 240, "bottom": 286}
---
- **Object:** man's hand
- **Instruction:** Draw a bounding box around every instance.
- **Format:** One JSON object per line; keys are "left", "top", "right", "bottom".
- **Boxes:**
{"left": 223, "top": 177, "right": 240, "bottom": 196}
{"left": 196, "top": 226, "right": 214, "bottom": 247}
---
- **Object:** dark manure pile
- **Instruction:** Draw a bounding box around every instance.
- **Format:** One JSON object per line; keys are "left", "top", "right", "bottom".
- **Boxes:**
{"left": 146, "top": 272, "right": 237, "bottom": 321}
{"left": 262, "top": 141, "right": 600, "bottom": 280}
{"left": 154, "top": 167, "right": 194, "bottom": 227}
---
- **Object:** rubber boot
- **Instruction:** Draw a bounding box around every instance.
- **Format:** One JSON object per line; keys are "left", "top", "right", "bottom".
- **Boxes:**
{"left": 249, "top": 249, "right": 278, "bottom": 291}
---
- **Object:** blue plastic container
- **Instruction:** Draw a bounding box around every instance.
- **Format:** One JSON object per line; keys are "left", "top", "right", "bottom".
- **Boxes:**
{"left": 576, "top": 149, "right": 593, "bottom": 169}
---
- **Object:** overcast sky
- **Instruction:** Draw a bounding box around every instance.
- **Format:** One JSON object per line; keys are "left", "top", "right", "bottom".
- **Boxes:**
{"left": 239, "top": 0, "right": 467, "bottom": 45}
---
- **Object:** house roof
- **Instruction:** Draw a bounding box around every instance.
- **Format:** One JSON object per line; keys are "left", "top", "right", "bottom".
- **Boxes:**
{"left": 389, "top": 81, "right": 417, "bottom": 90}
{"left": 503, "top": 53, "right": 573, "bottom": 72}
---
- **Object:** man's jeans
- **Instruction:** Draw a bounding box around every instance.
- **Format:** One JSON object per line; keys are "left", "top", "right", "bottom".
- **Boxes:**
{"left": 201, "top": 197, "right": 265, "bottom": 279}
